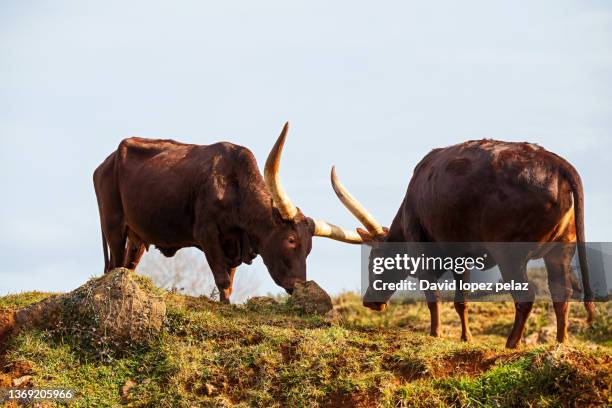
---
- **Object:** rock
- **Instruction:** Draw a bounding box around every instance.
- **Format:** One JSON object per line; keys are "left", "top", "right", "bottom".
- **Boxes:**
{"left": 12, "top": 375, "right": 32, "bottom": 387}
{"left": 9, "top": 268, "right": 166, "bottom": 349}
{"left": 290, "top": 281, "right": 333, "bottom": 315}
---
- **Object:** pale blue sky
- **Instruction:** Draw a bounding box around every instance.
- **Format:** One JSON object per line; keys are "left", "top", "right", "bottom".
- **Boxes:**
{"left": 1, "top": 0, "right": 611, "bottom": 298}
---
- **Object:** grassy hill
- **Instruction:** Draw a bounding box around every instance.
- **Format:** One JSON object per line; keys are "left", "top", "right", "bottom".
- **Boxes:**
{"left": 0, "top": 285, "right": 610, "bottom": 407}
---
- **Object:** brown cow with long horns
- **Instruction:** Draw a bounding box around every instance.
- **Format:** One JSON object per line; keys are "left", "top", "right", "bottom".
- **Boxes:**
{"left": 93, "top": 123, "right": 359, "bottom": 303}
{"left": 330, "top": 139, "right": 595, "bottom": 348}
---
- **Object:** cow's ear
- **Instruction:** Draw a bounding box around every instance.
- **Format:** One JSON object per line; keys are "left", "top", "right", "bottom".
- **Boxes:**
{"left": 306, "top": 217, "right": 317, "bottom": 236}
{"left": 271, "top": 206, "right": 291, "bottom": 224}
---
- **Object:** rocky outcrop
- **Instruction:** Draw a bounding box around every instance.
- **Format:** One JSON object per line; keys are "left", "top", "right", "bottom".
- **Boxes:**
{"left": 0, "top": 268, "right": 166, "bottom": 348}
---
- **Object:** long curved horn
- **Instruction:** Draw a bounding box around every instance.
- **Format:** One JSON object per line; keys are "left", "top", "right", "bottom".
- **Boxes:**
{"left": 330, "top": 166, "right": 384, "bottom": 235}
{"left": 312, "top": 219, "right": 364, "bottom": 244}
{"left": 264, "top": 122, "right": 298, "bottom": 220}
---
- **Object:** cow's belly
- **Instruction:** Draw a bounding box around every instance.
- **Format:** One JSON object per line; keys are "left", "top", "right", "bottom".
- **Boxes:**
{"left": 119, "top": 175, "right": 197, "bottom": 247}
{"left": 125, "top": 208, "right": 195, "bottom": 248}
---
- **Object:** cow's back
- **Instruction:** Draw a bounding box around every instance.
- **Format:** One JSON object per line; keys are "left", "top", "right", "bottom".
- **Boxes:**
{"left": 403, "top": 140, "right": 574, "bottom": 242}
{"left": 95, "top": 137, "right": 250, "bottom": 247}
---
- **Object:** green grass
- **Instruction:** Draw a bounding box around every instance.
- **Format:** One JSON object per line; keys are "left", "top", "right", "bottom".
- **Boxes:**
{"left": 1, "top": 290, "right": 610, "bottom": 407}
{"left": 0, "top": 291, "right": 56, "bottom": 309}
{"left": 435, "top": 346, "right": 611, "bottom": 407}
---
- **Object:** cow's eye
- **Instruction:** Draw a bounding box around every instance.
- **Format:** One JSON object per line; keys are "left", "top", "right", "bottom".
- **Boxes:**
{"left": 288, "top": 237, "right": 296, "bottom": 245}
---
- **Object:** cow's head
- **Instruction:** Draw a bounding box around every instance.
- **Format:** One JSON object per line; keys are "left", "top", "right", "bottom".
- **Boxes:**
{"left": 328, "top": 166, "right": 392, "bottom": 311}
{"left": 260, "top": 123, "right": 365, "bottom": 293}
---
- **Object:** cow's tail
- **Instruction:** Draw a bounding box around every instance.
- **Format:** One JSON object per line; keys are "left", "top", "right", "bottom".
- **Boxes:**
{"left": 101, "top": 229, "right": 109, "bottom": 274}
{"left": 560, "top": 158, "right": 595, "bottom": 324}
{"left": 94, "top": 161, "right": 111, "bottom": 275}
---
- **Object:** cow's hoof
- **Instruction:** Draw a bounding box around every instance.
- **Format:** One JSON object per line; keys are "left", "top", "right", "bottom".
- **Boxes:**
{"left": 460, "top": 333, "right": 473, "bottom": 342}
{"left": 505, "top": 339, "right": 521, "bottom": 349}
{"left": 363, "top": 301, "right": 386, "bottom": 311}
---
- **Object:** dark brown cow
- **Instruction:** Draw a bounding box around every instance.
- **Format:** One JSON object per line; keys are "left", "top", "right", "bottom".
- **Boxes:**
{"left": 93, "top": 123, "right": 361, "bottom": 303}
{"left": 331, "top": 139, "right": 595, "bottom": 348}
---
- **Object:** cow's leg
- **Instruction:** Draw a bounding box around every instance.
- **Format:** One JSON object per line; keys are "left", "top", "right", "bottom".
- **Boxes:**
{"left": 422, "top": 272, "right": 441, "bottom": 337}
{"left": 426, "top": 297, "right": 441, "bottom": 337}
{"left": 203, "top": 249, "right": 234, "bottom": 304}
{"left": 197, "top": 224, "right": 235, "bottom": 304}
{"left": 124, "top": 238, "right": 146, "bottom": 270}
{"left": 506, "top": 300, "right": 534, "bottom": 349}
{"left": 104, "top": 220, "right": 127, "bottom": 272}
{"left": 453, "top": 270, "right": 472, "bottom": 342}
{"left": 544, "top": 245, "right": 575, "bottom": 344}
{"left": 498, "top": 258, "right": 534, "bottom": 349}
{"left": 419, "top": 269, "right": 441, "bottom": 337}
{"left": 218, "top": 267, "right": 237, "bottom": 303}
{"left": 214, "top": 266, "right": 236, "bottom": 304}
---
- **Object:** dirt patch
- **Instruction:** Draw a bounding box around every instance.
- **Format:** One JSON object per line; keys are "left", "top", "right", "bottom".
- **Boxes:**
{"left": 0, "top": 309, "right": 16, "bottom": 343}
{"left": 392, "top": 360, "right": 428, "bottom": 381}
{"left": 0, "top": 360, "right": 33, "bottom": 389}
{"left": 0, "top": 374, "right": 11, "bottom": 388}
{"left": 389, "top": 348, "right": 505, "bottom": 382}
{"left": 4, "top": 360, "right": 33, "bottom": 378}
{"left": 240, "top": 332, "right": 265, "bottom": 346}
{"left": 280, "top": 339, "right": 300, "bottom": 364}
{"left": 430, "top": 349, "right": 498, "bottom": 378}
{"left": 321, "top": 390, "right": 377, "bottom": 408}
{"left": 530, "top": 347, "right": 612, "bottom": 407}
{"left": 534, "top": 347, "right": 612, "bottom": 377}
{"left": 0, "top": 318, "right": 28, "bottom": 390}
